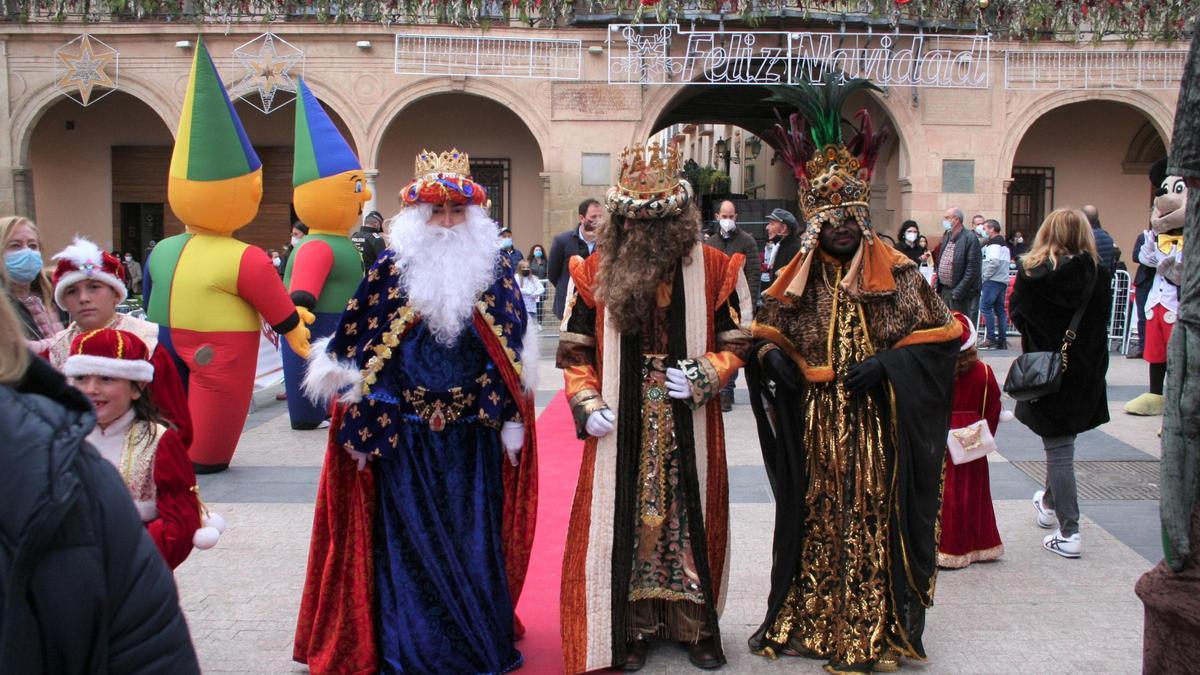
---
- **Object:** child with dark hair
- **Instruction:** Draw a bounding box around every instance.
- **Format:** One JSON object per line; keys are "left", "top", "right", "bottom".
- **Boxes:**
{"left": 67, "top": 327, "right": 221, "bottom": 569}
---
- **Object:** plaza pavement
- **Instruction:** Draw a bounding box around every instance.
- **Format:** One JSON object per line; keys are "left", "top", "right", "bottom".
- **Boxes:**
{"left": 177, "top": 335, "right": 1162, "bottom": 674}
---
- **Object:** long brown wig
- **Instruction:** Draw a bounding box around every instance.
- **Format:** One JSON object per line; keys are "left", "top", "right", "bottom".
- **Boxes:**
{"left": 596, "top": 203, "right": 700, "bottom": 334}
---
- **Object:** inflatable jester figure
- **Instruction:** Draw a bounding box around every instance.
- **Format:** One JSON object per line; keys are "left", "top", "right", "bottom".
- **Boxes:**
{"left": 145, "top": 38, "right": 312, "bottom": 473}
{"left": 282, "top": 79, "right": 370, "bottom": 430}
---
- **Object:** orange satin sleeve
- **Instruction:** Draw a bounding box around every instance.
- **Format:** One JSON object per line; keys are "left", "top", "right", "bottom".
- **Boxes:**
{"left": 563, "top": 364, "right": 600, "bottom": 400}
{"left": 704, "top": 350, "right": 746, "bottom": 388}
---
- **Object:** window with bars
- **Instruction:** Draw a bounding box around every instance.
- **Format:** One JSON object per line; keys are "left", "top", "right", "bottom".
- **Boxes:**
{"left": 470, "top": 158, "right": 511, "bottom": 229}
{"left": 1007, "top": 167, "right": 1054, "bottom": 239}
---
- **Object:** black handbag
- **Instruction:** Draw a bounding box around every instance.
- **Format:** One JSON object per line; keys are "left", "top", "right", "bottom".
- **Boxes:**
{"left": 1003, "top": 271, "right": 1097, "bottom": 402}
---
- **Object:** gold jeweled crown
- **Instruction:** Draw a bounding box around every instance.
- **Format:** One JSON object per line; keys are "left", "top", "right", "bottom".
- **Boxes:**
{"left": 414, "top": 148, "right": 472, "bottom": 179}
{"left": 606, "top": 142, "right": 691, "bottom": 219}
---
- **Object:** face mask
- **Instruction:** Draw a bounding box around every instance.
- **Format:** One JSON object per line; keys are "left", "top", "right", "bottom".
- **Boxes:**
{"left": 1015, "top": 236, "right": 1023, "bottom": 244}
{"left": 534, "top": 250, "right": 543, "bottom": 258}
{"left": 905, "top": 231, "right": 918, "bottom": 244}
{"left": 4, "top": 248, "right": 43, "bottom": 284}
{"left": 975, "top": 225, "right": 987, "bottom": 237}
{"left": 521, "top": 270, "right": 531, "bottom": 276}
{"left": 942, "top": 220, "right": 953, "bottom": 232}
{"left": 124, "top": 255, "right": 133, "bottom": 262}
{"left": 272, "top": 256, "right": 281, "bottom": 266}
{"left": 719, "top": 219, "right": 736, "bottom": 234}
{"left": 769, "top": 234, "right": 782, "bottom": 244}
{"left": 291, "top": 236, "right": 302, "bottom": 247}
{"left": 500, "top": 238, "right": 513, "bottom": 249}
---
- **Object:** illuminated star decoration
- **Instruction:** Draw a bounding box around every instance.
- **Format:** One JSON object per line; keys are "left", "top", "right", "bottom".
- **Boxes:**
{"left": 228, "top": 32, "right": 304, "bottom": 114}
{"left": 54, "top": 34, "right": 118, "bottom": 107}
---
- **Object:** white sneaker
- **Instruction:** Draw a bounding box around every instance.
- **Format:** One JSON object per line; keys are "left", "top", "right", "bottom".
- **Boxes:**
{"left": 1043, "top": 530, "right": 1081, "bottom": 558}
{"left": 1032, "top": 490, "right": 1056, "bottom": 529}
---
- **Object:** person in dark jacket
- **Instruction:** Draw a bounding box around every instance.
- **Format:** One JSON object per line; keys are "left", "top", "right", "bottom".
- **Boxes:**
{"left": 0, "top": 297, "right": 199, "bottom": 674}
{"left": 763, "top": 207, "right": 801, "bottom": 288}
{"left": 1082, "top": 204, "right": 1117, "bottom": 271}
{"left": 705, "top": 199, "right": 759, "bottom": 411}
{"left": 350, "top": 210, "right": 388, "bottom": 270}
{"left": 548, "top": 198, "right": 602, "bottom": 319}
{"left": 937, "top": 207, "right": 983, "bottom": 320}
{"left": 1010, "top": 208, "right": 1113, "bottom": 560}
{"left": 895, "top": 219, "right": 926, "bottom": 263}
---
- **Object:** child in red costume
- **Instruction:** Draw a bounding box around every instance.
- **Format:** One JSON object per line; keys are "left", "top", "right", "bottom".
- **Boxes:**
{"left": 67, "top": 328, "right": 205, "bottom": 569}
{"left": 938, "top": 313, "right": 1006, "bottom": 569}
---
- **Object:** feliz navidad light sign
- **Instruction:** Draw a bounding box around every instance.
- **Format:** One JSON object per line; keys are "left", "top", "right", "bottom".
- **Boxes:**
{"left": 608, "top": 24, "right": 991, "bottom": 88}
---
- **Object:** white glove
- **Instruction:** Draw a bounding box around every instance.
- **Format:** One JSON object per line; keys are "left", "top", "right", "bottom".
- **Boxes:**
{"left": 585, "top": 408, "right": 616, "bottom": 438}
{"left": 665, "top": 367, "right": 693, "bottom": 400}
{"left": 346, "top": 448, "right": 372, "bottom": 472}
{"left": 501, "top": 421, "right": 524, "bottom": 466}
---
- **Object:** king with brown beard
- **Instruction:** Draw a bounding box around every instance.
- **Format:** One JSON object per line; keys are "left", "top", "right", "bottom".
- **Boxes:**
{"left": 557, "top": 143, "right": 752, "bottom": 673}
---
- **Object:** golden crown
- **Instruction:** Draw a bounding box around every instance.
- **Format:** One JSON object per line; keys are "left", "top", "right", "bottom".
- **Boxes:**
{"left": 614, "top": 142, "right": 682, "bottom": 197}
{"left": 414, "top": 148, "right": 471, "bottom": 179}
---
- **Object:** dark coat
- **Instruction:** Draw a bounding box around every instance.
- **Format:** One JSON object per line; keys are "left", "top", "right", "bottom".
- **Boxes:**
{"left": 1092, "top": 225, "right": 1117, "bottom": 271}
{"left": 547, "top": 227, "right": 594, "bottom": 319}
{"left": 1010, "top": 255, "right": 1112, "bottom": 437}
{"left": 349, "top": 226, "right": 386, "bottom": 270}
{"left": 705, "top": 226, "right": 761, "bottom": 304}
{"left": 767, "top": 231, "right": 803, "bottom": 288}
{"left": 0, "top": 358, "right": 199, "bottom": 674}
{"left": 895, "top": 241, "right": 925, "bottom": 264}
{"left": 942, "top": 227, "right": 983, "bottom": 301}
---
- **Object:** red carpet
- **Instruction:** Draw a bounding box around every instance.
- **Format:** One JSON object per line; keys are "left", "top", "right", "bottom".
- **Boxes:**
{"left": 516, "top": 390, "right": 582, "bottom": 674}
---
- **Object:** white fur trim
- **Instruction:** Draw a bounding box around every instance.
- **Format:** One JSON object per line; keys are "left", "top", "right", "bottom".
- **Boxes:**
{"left": 133, "top": 499, "right": 158, "bottom": 523}
{"left": 999, "top": 409, "right": 1015, "bottom": 423}
{"left": 193, "top": 526, "right": 220, "bottom": 550}
{"left": 302, "top": 335, "right": 363, "bottom": 405}
{"left": 52, "top": 237, "right": 127, "bottom": 309}
{"left": 959, "top": 314, "right": 978, "bottom": 351}
{"left": 519, "top": 320, "right": 539, "bottom": 393}
{"left": 64, "top": 354, "right": 154, "bottom": 382}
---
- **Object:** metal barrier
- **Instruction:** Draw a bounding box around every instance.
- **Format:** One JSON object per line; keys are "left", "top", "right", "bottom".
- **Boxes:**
{"left": 1109, "top": 269, "right": 1133, "bottom": 354}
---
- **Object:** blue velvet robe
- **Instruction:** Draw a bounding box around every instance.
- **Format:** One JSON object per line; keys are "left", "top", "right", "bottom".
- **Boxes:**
{"left": 330, "top": 253, "right": 527, "bottom": 674}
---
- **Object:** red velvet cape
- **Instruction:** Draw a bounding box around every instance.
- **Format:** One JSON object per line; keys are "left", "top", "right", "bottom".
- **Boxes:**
{"left": 292, "top": 310, "right": 538, "bottom": 674}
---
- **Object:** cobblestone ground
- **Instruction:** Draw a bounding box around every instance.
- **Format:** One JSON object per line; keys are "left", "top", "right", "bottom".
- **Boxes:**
{"left": 177, "top": 338, "right": 1161, "bottom": 673}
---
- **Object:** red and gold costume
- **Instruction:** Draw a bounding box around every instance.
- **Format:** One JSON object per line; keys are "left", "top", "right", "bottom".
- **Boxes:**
{"left": 557, "top": 143, "right": 752, "bottom": 673}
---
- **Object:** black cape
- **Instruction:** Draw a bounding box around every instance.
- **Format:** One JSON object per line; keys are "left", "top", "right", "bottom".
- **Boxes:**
{"left": 746, "top": 338, "right": 958, "bottom": 658}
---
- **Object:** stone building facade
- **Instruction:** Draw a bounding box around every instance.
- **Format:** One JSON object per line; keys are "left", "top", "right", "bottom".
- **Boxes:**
{"left": 0, "top": 20, "right": 1186, "bottom": 261}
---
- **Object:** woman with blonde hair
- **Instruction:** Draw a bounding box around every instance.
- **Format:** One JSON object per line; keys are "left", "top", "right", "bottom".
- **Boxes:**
{"left": 1009, "top": 208, "right": 1113, "bottom": 559}
{"left": 2, "top": 215, "right": 63, "bottom": 342}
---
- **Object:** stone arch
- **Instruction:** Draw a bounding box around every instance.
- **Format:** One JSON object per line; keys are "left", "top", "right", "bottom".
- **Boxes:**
{"left": 635, "top": 81, "right": 918, "bottom": 180}
{"left": 11, "top": 73, "right": 177, "bottom": 169}
{"left": 998, "top": 89, "right": 1174, "bottom": 180}
{"left": 291, "top": 73, "right": 369, "bottom": 161}
{"left": 363, "top": 78, "right": 552, "bottom": 172}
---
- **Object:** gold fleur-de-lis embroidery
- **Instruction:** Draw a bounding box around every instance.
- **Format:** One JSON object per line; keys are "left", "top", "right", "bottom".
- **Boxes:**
{"left": 389, "top": 434, "right": 399, "bottom": 448}
{"left": 367, "top": 316, "right": 379, "bottom": 330}
{"left": 368, "top": 293, "right": 380, "bottom": 307}
{"left": 484, "top": 294, "right": 496, "bottom": 308}
{"left": 368, "top": 268, "right": 380, "bottom": 282}
{"left": 342, "top": 441, "right": 355, "bottom": 451}
{"left": 345, "top": 323, "right": 358, "bottom": 336}
{"left": 502, "top": 277, "right": 513, "bottom": 290}
{"left": 387, "top": 287, "right": 401, "bottom": 300}
{"left": 346, "top": 345, "right": 357, "bottom": 358}
{"left": 378, "top": 412, "right": 392, "bottom": 427}
{"left": 489, "top": 391, "right": 501, "bottom": 406}
{"left": 349, "top": 406, "right": 362, "bottom": 419}
{"left": 476, "top": 373, "right": 492, "bottom": 387}
{"left": 347, "top": 298, "right": 359, "bottom": 311}
{"left": 358, "top": 427, "right": 372, "bottom": 442}
{"left": 505, "top": 301, "right": 515, "bottom": 315}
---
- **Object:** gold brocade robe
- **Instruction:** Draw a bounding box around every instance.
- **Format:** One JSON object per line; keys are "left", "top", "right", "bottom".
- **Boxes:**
{"left": 748, "top": 245, "right": 961, "bottom": 670}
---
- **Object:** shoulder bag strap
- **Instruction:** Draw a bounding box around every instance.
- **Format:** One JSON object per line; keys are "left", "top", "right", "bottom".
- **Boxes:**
{"left": 1060, "top": 269, "right": 1099, "bottom": 370}
{"left": 980, "top": 364, "right": 989, "bottom": 418}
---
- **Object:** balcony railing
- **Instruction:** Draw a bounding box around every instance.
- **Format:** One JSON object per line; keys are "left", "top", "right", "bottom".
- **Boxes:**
{"left": 2, "top": 0, "right": 1196, "bottom": 43}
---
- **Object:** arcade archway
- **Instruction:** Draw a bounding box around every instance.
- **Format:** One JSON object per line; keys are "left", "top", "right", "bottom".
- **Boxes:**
{"left": 374, "top": 92, "right": 545, "bottom": 252}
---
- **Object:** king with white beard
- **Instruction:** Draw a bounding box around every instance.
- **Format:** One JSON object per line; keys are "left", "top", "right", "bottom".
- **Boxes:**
{"left": 293, "top": 149, "right": 540, "bottom": 675}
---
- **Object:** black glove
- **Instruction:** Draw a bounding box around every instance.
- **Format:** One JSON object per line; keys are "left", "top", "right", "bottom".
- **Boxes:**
{"left": 762, "top": 348, "right": 801, "bottom": 391}
{"left": 844, "top": 356, "right": 884, "bottom": 395}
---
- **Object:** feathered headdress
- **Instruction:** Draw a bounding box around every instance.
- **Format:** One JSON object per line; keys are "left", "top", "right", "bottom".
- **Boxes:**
{"left": 763, "top": 74, "right": 900, "bottom": 300}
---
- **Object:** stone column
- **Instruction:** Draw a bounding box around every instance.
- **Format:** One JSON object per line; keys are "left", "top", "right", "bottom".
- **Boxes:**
{"left": 540, "top": 171, "right": 552, "bottom": 246}
{"left": 13, "top": 167, "right": 34, "bottom": 219}
{"left": 363, "top": 169, "right": 379, "bottom": 219}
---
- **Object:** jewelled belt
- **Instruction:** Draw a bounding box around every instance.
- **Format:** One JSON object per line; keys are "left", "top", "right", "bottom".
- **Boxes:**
{"left": 397, "top": 384, "right": 481, "bottom": 432}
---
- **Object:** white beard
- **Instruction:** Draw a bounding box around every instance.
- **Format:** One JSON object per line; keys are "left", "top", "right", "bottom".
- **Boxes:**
{"left": 386, "top": 204, "right": 499, "bottom": 345}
